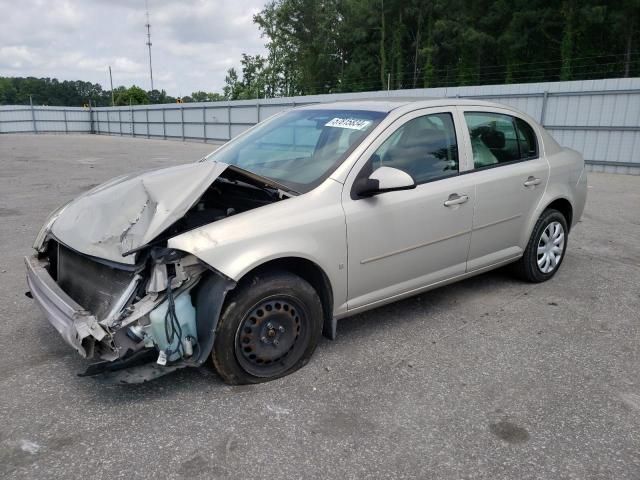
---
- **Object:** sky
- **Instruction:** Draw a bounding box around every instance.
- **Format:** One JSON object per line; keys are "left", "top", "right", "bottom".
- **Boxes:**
{"left": 0, "top": 0, "right": 268, "bottom": 96}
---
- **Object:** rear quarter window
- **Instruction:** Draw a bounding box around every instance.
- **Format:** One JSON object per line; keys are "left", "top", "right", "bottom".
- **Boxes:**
{"left": 515, "top": 117, "right": 538, "bottom": 159}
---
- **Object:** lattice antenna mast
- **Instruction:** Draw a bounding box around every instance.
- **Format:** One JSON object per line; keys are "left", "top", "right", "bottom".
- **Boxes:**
{"left": 145, "top": 0, "right": 154, "bottom": 91}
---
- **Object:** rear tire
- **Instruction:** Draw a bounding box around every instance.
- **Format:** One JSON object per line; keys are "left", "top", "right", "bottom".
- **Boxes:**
{"left": 211, "top": 270, "right": 323, "bottom": 385}
{"left": 514, "top": 208, "right": 568, "bottom": 283}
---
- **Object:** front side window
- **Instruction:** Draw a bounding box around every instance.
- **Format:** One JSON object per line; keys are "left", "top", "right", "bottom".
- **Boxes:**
{"left": 207, "top": 109, "right": 386, "bottom": 193}
{"left": 369, "top": 112, "right": 459, "bottom": 184}
{"left": 464, "top": 112, "right": 538, "bottom": 168}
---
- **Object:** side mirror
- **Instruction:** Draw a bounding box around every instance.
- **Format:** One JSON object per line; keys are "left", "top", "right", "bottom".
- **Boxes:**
{"left": 353, "top": 166, "right": 416, "bottom": 198}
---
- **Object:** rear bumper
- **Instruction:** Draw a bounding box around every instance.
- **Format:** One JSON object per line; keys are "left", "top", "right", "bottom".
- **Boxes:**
{"left": 25, "top": 255, "right": 112, "bottom": 358}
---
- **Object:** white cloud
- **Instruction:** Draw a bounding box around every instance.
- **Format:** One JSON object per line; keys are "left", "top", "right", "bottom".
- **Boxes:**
{"left": 0, "top": 46, "right": 41, "bottom": 69}
{"left": 0, "top": 0, "right": 267, "bottom": 95}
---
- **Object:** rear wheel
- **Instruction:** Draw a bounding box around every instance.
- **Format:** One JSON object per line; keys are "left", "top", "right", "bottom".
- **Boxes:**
{"left": 514, "top": 208, "right": 568, "bottom": 282}
{"left": 211, "top": 271, "right": 323, "bottom": 384}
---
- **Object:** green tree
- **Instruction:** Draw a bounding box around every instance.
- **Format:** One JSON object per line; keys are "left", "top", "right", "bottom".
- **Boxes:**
{"left": 148, "top": 89, "right": 177, "bottom": 104}
{"left": 114, "top": 85, "right": 150, "bottom": 106}
{"left": 0, "top": 78, "right": 17, "bottom": 104}
{"left": 223, "top": 68, "right": 243, "bottom": 100}
{"left": 247, "top": 0, "right": 640, "bottom": 93}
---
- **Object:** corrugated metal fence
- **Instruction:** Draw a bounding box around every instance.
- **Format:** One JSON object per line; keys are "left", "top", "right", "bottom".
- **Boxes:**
{"left": 2, "top": 77, "right": 639, "bottom": 174}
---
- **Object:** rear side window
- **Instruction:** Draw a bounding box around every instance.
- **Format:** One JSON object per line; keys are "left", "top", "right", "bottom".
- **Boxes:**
{"left": 464, "top": 112, "right": 538, "bottom": 169}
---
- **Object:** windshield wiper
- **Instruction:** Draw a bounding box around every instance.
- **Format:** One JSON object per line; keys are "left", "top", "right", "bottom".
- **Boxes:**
{"left": 226, "top": 165, "right": 299, "bottom": 197}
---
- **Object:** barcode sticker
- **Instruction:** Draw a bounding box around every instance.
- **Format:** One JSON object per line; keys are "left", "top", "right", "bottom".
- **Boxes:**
{"left": 325, "top": 118, "right": 372, "bottom": 130}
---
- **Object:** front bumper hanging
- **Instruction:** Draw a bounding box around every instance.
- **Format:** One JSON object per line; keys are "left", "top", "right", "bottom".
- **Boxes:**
{"left": 25, "top": 255, "right": 113, "bottom": 359}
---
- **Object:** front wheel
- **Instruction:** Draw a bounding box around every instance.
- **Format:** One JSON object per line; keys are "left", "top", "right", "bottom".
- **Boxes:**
{"left": 210, "top": 271, "right": 323, "bottom": 385}
{"left": 514, "top": 208, "right": 568, "bottom": 282}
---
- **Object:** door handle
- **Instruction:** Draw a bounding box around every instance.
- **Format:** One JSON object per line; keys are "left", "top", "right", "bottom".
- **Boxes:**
{"left": 523, "top": 176, "right": 541, "bottom": 187}
{"left": 444, "top": 193, "right": 469, "bottom": 207}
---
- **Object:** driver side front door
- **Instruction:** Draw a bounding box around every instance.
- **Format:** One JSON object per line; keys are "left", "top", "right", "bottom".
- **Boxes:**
{"left": 342, "top": 108, "right": 476, "bottom": 311}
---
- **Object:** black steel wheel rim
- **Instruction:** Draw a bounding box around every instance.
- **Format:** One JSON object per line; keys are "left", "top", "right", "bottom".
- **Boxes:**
{"left": 235, "top": 295, "right": 309, "bottom": 377}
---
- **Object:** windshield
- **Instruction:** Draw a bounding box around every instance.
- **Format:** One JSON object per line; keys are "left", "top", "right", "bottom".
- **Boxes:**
{"left": 206, "top": 109, "right": 386, "bottom": 193}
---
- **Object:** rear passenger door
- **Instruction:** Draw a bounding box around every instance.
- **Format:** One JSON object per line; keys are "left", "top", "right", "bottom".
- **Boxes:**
{"left": 460, "top": 108, "right": 549, "bottom": 271}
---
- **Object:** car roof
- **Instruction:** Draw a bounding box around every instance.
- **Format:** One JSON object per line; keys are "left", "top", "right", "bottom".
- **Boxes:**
{"left": 297, "top": 97, "right": 509, "bottom": 113}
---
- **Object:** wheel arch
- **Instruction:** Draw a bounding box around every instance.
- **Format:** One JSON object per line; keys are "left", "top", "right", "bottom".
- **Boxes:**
{"left": 232, "top": 256, "right": 336, "bottom": 340}
{"left": 544, "top": 197, "right": 574, "bottom": 232}
{"left": 522, "top": 193, "right": 574, "bottom": 249}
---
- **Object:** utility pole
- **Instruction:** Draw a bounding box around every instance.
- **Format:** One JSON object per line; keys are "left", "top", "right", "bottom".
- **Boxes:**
{"left": 145, "top": 0, "right": 154, "bottom": 91}
{"left": 108, "top": 65, "right": 115, "bottom": 106}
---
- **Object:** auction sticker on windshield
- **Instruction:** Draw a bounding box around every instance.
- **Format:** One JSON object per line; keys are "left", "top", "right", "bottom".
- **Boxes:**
{"left": 325, "top": 118, "right": 372, "bottom": 130}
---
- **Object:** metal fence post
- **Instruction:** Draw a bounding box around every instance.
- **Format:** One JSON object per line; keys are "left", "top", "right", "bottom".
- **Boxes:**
{"left": 227, "top": 103, "right": 232, "bottom": 140}
{"left": 130, "top": 103, "right": 134, "bottom": 137}
{"left": 145, "top": 108, "right": 150, "bottom": 139}
{"left": 107, "top": 109, "right": 111, "bottom": 135}
{"left": 162, "top": 107, "right": 166, "bottom": 139}
{"left": 89, "top": 100, "right": 94, "bottom": 134}
{"left": 30, "top": 95, "right": 37, "bottom": 134}
{"left": 256, "top": 100, "right": 261, "bottom": 123}
{"left": 202, "top": 105, "right": 207, "bottom": 142}
{"left": 63, "top": 108, "right": 68, "bottom": 134}
{"left": 118, "top": 109, "right": 122, "bottom": 136}
{"left": 540, "top": 90, "right": 549, "bottom": 126}
{"left": 181, "top": 105, "right": 185, "bottom": 141}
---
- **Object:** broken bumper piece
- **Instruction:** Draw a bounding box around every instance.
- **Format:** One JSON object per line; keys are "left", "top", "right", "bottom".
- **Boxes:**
{"left": 25, "top": 255, "right": 113, "bottom": 359}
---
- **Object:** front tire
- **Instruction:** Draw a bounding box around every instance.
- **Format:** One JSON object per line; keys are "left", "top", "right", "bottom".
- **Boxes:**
{"left": 211, "top": 270, "right": 323, "bottom": 385}
{"left": 514, "top": 208, "right": 568, "bottom": 283}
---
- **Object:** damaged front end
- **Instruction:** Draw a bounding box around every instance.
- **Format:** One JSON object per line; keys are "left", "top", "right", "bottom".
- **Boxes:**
{"left": 26, "top": 240, "right": 233, "bottom": 380}
{"left": 26, "top": 160, "right": 290, "bottom": 381}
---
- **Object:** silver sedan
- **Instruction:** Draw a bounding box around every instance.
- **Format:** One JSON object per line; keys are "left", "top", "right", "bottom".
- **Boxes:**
{"left": 26, "top": 98, "right": 587, "bottom": 384}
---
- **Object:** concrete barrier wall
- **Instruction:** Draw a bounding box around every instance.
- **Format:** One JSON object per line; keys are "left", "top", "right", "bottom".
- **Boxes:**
{"left": 2, "top": 77, "right": 639, "bottom": 174}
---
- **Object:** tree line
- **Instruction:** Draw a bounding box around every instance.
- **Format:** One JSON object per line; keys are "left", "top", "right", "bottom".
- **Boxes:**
{"left": 224, "top": 0, "right": 640, "bottom": 99}
{"left": 1, "top": 0, "right": 638, "bottom": 106}
{"left": 0, "top": 76, "right": 231, "bottom": 107}
{"left": 0, "top": 77, "right": 198, "bottom": 107}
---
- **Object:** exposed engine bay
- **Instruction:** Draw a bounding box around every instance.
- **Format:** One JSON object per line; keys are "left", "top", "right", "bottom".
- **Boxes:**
{"left": 154, "top": 167, "right": 286, "bottom": 244}
{"left": 29, "top": 166, "right": 290, "bottom": 382}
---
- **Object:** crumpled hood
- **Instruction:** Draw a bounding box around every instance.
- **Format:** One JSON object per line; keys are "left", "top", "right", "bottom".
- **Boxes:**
{"left": 50, "top": 161, "right": 228, "bottom": 265}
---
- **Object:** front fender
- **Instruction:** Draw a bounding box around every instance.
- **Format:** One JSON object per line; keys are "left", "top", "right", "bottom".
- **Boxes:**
{"left": 167, "top": 179, "right": 348, "bottom": 315}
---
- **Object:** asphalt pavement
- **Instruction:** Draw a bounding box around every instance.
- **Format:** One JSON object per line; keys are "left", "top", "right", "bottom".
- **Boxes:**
{"left": 0, "top": 134, "right": 638, "bottom": 479}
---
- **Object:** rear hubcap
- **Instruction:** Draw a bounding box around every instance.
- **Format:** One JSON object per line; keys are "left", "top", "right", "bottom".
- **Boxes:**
{"left": 537, "top": 221, "right": 565, "bottom": 274}
{"left": 236, "top": 297, "right": 305, "bottom": 377}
